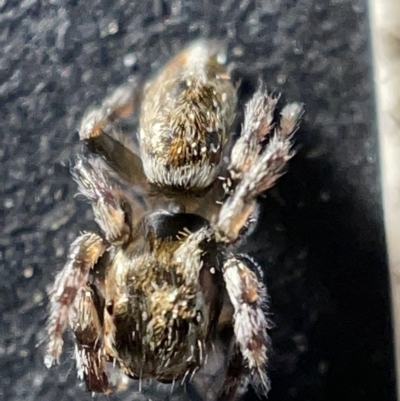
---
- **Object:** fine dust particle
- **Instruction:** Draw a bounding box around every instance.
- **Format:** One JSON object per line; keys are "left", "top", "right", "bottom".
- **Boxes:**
{"left": 232, "top": 46, "right": 244, "bottom": 57}
{"left": 318, "top": 360, "right": 329, "bottom": 375}
{"left": 54, "top": 189, "right": 62, "bottom": 200}
{"left": 319, "top": 190, "right": 331, "bottom": 202}
{"left": 107, "top": 20, "right": 119, "bottom": 35}
{"left": 276, "top": 74, "right": 287, "bottom": 84}
{"left": 33, "top": 290, "right": 44, "bottom": 304}
{"left": 23, "top": 267, "right": 34, "bottom": 278}
{"left": 123, "top": 53, "right": 138, "bottom": 68}
{"left": 4, "top": 198, "right": 14, "bottom": 208}
{"left": 100, "top": 20, "right": 119, "bottom": 38}
{"left": 19, "top": 349, "right": 28, "bottom": 357}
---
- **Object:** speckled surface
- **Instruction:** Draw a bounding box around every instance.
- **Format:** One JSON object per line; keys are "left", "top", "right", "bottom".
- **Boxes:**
{"left": 0, "top": 1, "right": 395, "bottom": 400}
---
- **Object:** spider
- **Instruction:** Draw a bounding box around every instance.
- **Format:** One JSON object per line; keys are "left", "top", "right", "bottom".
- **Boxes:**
{"left": 45, "top": 40, "right": 303, "bottom": 400}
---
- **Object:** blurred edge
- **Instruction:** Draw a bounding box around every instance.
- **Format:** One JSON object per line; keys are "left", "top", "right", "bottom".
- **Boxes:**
{"left": 369, "top": 0, "right": 400, "bottom": 398}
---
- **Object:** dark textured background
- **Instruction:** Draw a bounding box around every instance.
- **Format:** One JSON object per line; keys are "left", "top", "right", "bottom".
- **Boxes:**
{"left": 0, "top": 0, "right": 396, "bottom": 400}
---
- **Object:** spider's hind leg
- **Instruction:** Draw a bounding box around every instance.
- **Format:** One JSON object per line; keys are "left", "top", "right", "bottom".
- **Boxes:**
{"left": 45, "top": 232, "right": 106, "bottom": 368}
{"left": 74, "top": 282, "right": 110, "bottom": 393}
{"left": 219, "top": 254, "right": 271, "bottom": 400}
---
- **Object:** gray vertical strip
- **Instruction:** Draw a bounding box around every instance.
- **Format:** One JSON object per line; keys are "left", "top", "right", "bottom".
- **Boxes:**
{"left": 370, "top": 1, "right": 400, "bottom": 397}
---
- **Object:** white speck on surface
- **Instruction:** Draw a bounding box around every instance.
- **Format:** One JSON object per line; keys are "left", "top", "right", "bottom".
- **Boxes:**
{"left": 108, "top": 20, "right": 119, "bottom": 35}
{"left": 23, "top": 267, "right": 33, "bottom": 279}
{"left": 4, "top": 198, "right": 14, "bottom": 209}
{"left": 123, "top": 53, "right": 137, "bottom": 67}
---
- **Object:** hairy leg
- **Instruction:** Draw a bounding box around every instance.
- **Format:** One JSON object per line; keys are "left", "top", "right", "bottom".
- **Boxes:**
{"left": 227, "top": 85, "right": 279, "bottom": 188}
{"left": 72, "top": 157, "right": 137, "bottom": 244}
{"left": 217, "top": 344, "right": 249, "bottom": 401}
{"left": 79, "top": 83, "right": 147, "bottom": 186}
{"left": 45, "top": 232, "right": 106, "bottom": 367}
{"left": 217, "top": 92, "right": 304, "bottom": 242}
{"left": 221, "top": 254, "right": 271, "bottom": 398}
{"left": 74, "top": 283, "right": 110, "bottom": 393}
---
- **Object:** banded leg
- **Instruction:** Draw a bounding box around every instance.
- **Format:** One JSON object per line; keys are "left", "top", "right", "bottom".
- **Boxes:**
{"left": 227, "top": 85, "right": 279, "bottom": 188}
{"left": 74, "top": 283, "right": 109, "bottom": 393}
{"left": 45, "top": 232, "right": 106, "bottom": 367}
{"left": 79, "top": 83, "right": 147, "bottom": 186}
{"left": 217, "top": 99, "right": 304, "bottom": 243}
{"left": 228, "top": 85, "right": 303, "bottom": 185}
{"left": 220, "top": 255, "right": 271, "bottom": 399}
{"left": 72, "top": 157, "right": 136, "bottom": 244}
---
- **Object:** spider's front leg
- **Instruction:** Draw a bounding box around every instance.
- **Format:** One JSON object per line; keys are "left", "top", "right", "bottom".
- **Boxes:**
{"left": 45, "top": 232, "right": 106, "bottom": 368}
{"left": 79, "top": 83, "right": 147, "bottom": 186}
{"left": 226, "top": 85, "right": 279, "bottom": 189}
{"left": 218, "top": 89, "right": 304, "bottom": 242}
{"left": 219, "top": 255, "right": 271, "bottom": 401}
{"left": 227, "top": 85, "right": 302, "bottom": 186}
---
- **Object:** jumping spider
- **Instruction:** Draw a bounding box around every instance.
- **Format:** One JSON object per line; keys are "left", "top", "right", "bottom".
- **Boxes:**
{"left": 45, "top": 40, "right": 303, "bottom": 400}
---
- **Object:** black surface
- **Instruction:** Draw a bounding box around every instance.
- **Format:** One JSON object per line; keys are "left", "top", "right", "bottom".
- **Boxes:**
{"left": 0, "top": 1, "right": 396, "bottom": 400}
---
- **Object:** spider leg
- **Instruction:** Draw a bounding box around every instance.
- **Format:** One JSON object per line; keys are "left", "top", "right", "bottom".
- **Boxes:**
{"left": 72, "top": 157, "right": 136, "bottom": 244}
{"left": 79, "top": 83, "right": 147, "bottom": 186}
{"left": 220, "top": 254, "right": 271, "bottom": 398}
{"left": 217, "top": 98, "right": 304, "bottom": 243}
{"left": 45, "top": 232, "right": 106, "bottom": 368}
{"left": 217, "top": 344, "right": 248, "bottom": 401}
{"left": 227, "top": 85, "right": 279, "bottom": 187}
{"left": 172, "top": 225, "right": 215, "bottom": 287}
{"left": 74, "top": 283, "right": 110, "bottom": 393}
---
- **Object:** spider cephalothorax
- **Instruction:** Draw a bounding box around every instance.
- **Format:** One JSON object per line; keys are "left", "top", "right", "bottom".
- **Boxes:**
{"left": 45, "top": 40, "right": 303, "bottom": 400}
